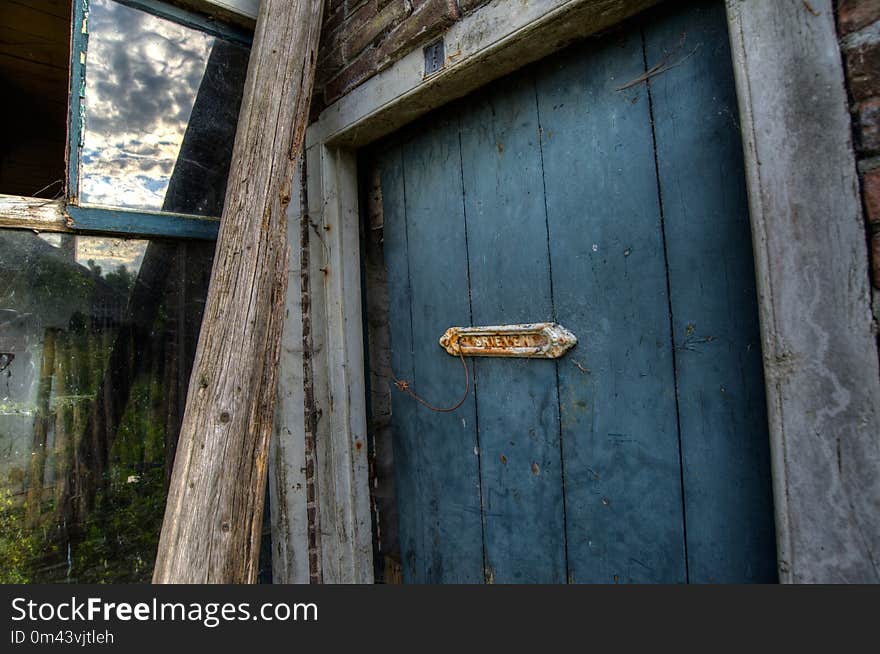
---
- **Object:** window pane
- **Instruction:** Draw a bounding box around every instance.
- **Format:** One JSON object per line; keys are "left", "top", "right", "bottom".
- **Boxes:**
{"left": 78, "top": 0, "right": 249, "bottom": 216}
{"left": 0, "top": 229, "right": 214, "bottom": 582}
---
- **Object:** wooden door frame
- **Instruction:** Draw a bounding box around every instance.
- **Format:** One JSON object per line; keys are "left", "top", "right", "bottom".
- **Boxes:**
{"left": 270, "top": 0, "right": 880, "bottom": 583}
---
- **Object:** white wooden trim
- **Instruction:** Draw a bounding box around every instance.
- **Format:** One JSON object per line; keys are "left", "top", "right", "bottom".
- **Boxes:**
{"left": 269, "top": 159, "right": 311, "bottom": 584}
{"left": 726, "top": 0, "right": 880, "bottom": 583}
{"left": 313, "top": 145, "right": 373, "bottom": 583}
{"left": 273, "top": 0, "right": 880, "bottom": 583}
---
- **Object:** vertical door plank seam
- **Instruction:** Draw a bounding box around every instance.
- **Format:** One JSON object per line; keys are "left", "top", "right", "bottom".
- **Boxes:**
{"left": 640, "top": 25, "right": 691, "bottom": 584}
{"left": 454, "top": 111, "right": 489, "bottom": 582}
{"left": 533, "top": 73, "right": 572, "bottom": 584}
{"left": 397, "top": 146, "right": 425, "bottom": 582}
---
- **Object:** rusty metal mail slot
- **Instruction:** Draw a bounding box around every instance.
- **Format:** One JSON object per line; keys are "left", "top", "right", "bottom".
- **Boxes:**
{"left": 439, "top": 323, "right": 577, "bottom": 359}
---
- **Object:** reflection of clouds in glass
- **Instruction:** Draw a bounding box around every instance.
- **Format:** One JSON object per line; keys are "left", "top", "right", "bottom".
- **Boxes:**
{"left": 37, "top": 234, "right": 146, "bottom": 277}
{"left": 76, "top": 237, "right": 147, "bottom": 276}
{"left": 80, "top": 0, "right": 213, "bottom": 211}
{"left": 37, "top": 233, "right": 63, "bottom": 248}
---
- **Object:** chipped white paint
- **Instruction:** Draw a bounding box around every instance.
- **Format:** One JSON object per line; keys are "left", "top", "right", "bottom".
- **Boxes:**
{"left": 208, "top": 0, "right": 258, "bottom": 17}
{"left": 313, "top": 145, "right": 373, "bottom": 584}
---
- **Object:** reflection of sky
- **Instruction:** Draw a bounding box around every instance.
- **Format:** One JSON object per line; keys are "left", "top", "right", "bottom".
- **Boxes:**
{"left": 37, "top": 233, "right": 147, "bottom": 275}
{"left": 80, "top": 0, "right": 213, "bottom": 211}
{"left": 76, "top": 236, "right": 147, "bottom": 275}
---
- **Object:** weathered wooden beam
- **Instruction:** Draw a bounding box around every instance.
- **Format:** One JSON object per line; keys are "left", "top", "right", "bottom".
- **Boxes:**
{"left": 0, "top": 194, "right": 70, "bottom": 232}
{"left": 153, "top": 0, "right": 324, "bottom": 584}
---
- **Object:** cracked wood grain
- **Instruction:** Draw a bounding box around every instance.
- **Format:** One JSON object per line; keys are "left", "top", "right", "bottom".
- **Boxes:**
{"left": 153, "top": 0, "right": 325, "bottom": 584}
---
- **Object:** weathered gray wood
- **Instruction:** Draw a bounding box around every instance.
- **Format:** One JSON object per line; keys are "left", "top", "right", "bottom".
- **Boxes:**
{"left": 726, "top": 0, "right": 880, "bottom": 583}
{"left": 268, "top": 155, "right": 311, "bottom": 584}
{"left": 315, "top": 146, "right": 373, "bottom": 584}
{"left": 0, "top": 194, "right": 69, "bottom": 232}
{"left": 153, "top": 0, "right": 324, "bottom": 584}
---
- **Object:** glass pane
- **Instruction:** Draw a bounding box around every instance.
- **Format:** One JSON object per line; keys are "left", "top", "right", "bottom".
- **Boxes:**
{"left": 0, "top": 229, "right": 214, "bottom": 582}
{"left": 78, "top": 0, "right": 250, "bottom": 216}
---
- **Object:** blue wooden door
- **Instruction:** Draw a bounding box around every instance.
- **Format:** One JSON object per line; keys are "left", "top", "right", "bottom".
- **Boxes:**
{"left": 372, "top": 0, "right": 776, "bottom": 583}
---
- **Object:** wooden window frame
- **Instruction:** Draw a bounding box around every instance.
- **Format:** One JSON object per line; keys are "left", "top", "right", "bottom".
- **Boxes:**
{"left": 0, "top": 0, "right": 255, "bottom": 241}
{"left": 272, "top": 0, "right": 880, "bottom": 584}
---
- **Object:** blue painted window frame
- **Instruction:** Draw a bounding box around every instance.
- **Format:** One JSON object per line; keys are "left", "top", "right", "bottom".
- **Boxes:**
{"left": 66, "top": 0, "right": 253, "bottom": 240}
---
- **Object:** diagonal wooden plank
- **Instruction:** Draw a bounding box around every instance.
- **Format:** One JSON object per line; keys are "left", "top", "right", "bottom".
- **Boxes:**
{"left": 153, "top": 0, "right": 324, "bottom": 584}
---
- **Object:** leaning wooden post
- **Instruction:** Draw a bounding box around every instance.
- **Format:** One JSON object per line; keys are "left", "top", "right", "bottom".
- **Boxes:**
{"left": 153, "top": 0, "right": 324, "bottom": 584}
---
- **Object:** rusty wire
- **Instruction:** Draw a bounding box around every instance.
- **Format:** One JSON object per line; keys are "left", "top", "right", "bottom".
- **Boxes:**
{"left": 390, "top": 351, "right": 470, "bottom": 413}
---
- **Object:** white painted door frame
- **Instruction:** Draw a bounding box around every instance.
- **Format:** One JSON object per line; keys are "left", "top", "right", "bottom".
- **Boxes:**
{"left": 269, "top": 0, "right": 880, "bottom": 584}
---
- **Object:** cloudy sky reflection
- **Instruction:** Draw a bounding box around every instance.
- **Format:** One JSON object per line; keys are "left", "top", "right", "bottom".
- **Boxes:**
{"left": 79, "top": 0, "right": 214, "bottom": 212}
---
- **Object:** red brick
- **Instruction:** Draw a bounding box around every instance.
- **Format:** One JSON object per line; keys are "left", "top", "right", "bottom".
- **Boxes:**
{"left": 317, "top": 40, "right": 345, "bottom": 82}
{"left": 324, "top": 46, "right": 380, "bottom": 105}
{"left": 341, "top": 0, "right": 411, "bottom": 61}
{"left": 857, "top": 97, "right": 880, "bottom": 154}
{"left": 345, "top": 0, "right": 370, "bottom": 16}
{"left": 327, "top": 0, "right": 345, "bottom": 14}
{"left": 863, "top": 168, "right": 880, "bottom": 224}
{"left": 375, "top": 0, "right": 459, "bottom": 69}
{"left": 838, "top": 0, "right": 880, "bottom": 36}
{"left": 846, "top": 40, "right": 880, "bottom": 101}
{"left": 319, "top": 0, "right": 460, "bottom": 106}
{"left": 322, "top": 2, "right": 347, "bottom": 35}
{"left": 871, "top": 231, "right": 880, "bottom": 288}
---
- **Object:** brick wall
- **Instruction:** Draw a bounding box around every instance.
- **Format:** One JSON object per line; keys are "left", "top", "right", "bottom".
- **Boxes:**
{"left": 837, "top": 0, "right": 880, "bottom": 289}
{"left": 312, "top": 0, "right": 492, "bottom": 117}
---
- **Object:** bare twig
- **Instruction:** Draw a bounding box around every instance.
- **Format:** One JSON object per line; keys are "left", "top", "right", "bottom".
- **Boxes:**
{"left": 616, "top": 45, "right": 701, "bottom": 92}
{"left": 802, "top": 1, "right": 820, "bottom": 17}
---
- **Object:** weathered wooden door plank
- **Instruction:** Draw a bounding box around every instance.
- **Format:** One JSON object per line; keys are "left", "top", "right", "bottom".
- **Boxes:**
{"left": 387, "top": 119, "right": 484, "bottom": 583}
{"left": 644, "top": 1, "right": 776, "bottom": 583}
{"left": 458, "top": 81, "right": 567, "bottom": 583}
{"left": 536, "top": 28, "right": 687, "bottom": 583}
{"left": 379, "top": 146, "right": 424, "bottom": 583}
